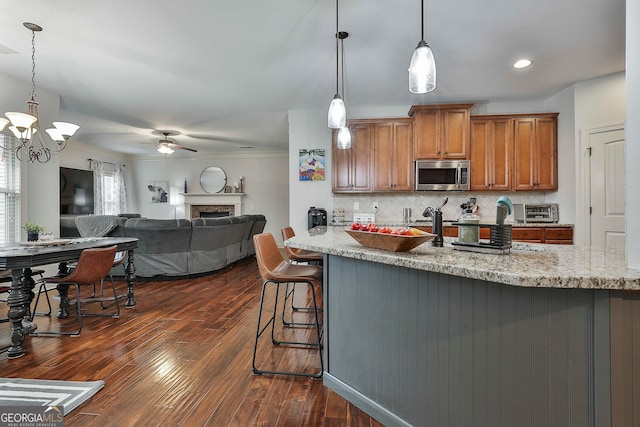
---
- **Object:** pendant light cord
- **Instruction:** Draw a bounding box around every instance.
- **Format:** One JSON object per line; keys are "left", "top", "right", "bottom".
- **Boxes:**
{"left": 335, "top": 0, "right": 339, "bottom": 94}
{"left": 30, "top": 29, "right": 37, "bottom": 100}
{"left": 341, "top": 37, "right": 345, "bottom": 101}
{"left": 421, "top": 0, "right": 424, "bottom": 41}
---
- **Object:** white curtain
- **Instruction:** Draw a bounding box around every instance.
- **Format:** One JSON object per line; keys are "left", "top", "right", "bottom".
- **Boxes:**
{"left": 90, "top": 160, "right": 128, "bottom": 215}
{"left": 113, "top": 163, "right": 127, "bottom": 214}
{"left": 90, "top": 159, "right": 106, "bottom": 215}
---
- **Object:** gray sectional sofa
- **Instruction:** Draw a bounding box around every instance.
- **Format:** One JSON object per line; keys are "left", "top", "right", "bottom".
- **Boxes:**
{"left": 60, "top": 214, "right": 266, "bottom": 279}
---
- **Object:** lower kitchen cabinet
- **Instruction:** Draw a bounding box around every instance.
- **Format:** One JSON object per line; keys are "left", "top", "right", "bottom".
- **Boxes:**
{"left": 416, "top": 225, "right": 573, "bottom": 244}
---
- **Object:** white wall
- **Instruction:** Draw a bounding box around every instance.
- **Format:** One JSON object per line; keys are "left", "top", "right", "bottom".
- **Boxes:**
{"left": 125, "top": 153, "right": 289, "bottom": 244}
{"left": 627, "top": 0, "right": 640, "bottom": 268}
{"left": 573, "top": 72, "right": 626, "bottom": 245}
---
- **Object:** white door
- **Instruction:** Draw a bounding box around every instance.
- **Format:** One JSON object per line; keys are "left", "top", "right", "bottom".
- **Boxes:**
{"left": 590, "top": 128, "right": 626, "bottom": 254}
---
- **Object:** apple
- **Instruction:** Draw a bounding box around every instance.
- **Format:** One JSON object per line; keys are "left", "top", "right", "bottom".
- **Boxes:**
{"left": 379, "top": 227, "right": 392, "bottom": 234}
{"left": 350, "top": 222, "right": 362, "bottom": 231}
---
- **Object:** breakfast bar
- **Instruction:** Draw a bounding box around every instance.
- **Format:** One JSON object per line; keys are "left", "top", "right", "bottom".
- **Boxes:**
{"left": 286, "top": 227, "right": 640, "bottom": 427}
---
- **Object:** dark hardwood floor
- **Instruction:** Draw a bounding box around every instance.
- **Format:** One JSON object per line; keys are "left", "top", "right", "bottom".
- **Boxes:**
{"left": 0, "top": 257, "right": 384, "bottom": 427}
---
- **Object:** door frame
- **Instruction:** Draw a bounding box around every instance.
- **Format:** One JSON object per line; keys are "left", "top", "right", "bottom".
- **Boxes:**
{"left": 578, "top": 123, "right": 625, "bottom": 246}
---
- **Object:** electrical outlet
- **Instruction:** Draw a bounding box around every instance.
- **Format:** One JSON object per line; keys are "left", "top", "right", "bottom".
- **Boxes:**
{"left": 372, "top": 202, "right": 379, "bottom": 212}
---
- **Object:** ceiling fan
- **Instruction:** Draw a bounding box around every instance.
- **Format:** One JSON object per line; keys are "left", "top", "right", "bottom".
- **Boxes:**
{"left": 156, "top": 131, "right": 197, "bottom": 154}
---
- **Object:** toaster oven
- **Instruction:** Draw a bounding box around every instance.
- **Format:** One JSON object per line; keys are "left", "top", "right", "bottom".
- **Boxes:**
{"left": 513, "top": 203, "right": 559, "bottom": 223}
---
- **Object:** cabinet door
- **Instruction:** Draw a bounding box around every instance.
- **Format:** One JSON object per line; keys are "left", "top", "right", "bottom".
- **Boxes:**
{"left": 490, "top": 118, "right": 512, "bottom": 190}
{"left": 413, "top": 109, "right": 440, "bottom": 159}
{"left": 534, "top": 117, "right": 557, "bottom": 190}
{"left": 513, "top": 118, "right": 536, "bottom": 190}
{"left": 470, "top": 120, "right": 491, "bottom": 190}
{"left": 373, "top": 121, "right": 413, "bottom": 191}
{"left": 373, "top": 122, "right": 394, "bottom": 191}
{"left": 332, "top": 123, "right": 372, "bottom": 193}
{"left": 392, "top": 121, "right": 414, "bottom": 191}
{"left": 470, "top": 118, "right": 512, "bottom": 190}
{"left": 442, "top": 108, "right": 470, "bottom": 159}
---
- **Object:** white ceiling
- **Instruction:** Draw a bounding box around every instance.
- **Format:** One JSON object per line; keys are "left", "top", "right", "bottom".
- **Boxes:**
{"left": 0, "top": 0, "right": 626, "bottom": 157}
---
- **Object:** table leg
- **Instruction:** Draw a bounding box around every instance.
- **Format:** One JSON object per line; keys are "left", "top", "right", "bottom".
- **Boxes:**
{"left": 125, "top": 250, "right": 136, "bottom": 308}
{"left": 6, "top": 269, "right": 29, "bottom": 358}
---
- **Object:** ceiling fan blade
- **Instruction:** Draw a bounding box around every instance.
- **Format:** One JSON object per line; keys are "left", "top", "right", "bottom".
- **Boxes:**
{"left": 173, "top": 144, "right": 198, "bottom": 153}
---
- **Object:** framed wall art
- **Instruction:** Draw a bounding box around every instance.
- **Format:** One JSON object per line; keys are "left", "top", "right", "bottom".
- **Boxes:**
{"left": 148, "top": 181, "right": 169, "bottom": 203}
{"left": 299, "top": 149, "right": 325, "bottom": 181}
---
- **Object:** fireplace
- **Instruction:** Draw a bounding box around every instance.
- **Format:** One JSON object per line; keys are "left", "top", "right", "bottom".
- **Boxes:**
{"left": 192, "top": 205, "right": 234, "bottom": 218}
{"left": 181, "top": 193, "right": 243, "bottom": 219}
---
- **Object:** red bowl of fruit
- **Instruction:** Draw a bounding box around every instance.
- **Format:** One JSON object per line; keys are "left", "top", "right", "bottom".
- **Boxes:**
{"left": 345, "top": 224, "right": 435, "bottom": 252}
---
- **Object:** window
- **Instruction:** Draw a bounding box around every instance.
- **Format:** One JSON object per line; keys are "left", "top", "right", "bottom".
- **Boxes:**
{"left": 0, "top": 132, "right": 21, "bottom": 243}
{"left": 102, "top": 172, "right": 117, "bottom": 215}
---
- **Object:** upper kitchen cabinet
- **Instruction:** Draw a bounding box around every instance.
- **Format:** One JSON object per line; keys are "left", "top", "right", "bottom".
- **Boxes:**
{"left": 470, "top": 116, "right": 513, "bottom": 191}
{"left": 332, "top": 122, "right": 372, "bottom": 193}
{"left": 372, "top": 119, "right": 414, "bottom": 192}
{"left": 409, "top": 104, "right": 473, "bottom": 160}
{"left": 513, "top": 114, "right": 559, "bottom": 191}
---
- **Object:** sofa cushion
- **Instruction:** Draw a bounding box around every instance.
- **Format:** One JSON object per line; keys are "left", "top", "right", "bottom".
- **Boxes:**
{"left": 75, "top": 215, "right": 124, "bottom": 237}
{"left": 189, "top": 217, "right": 234, "bottom": 274}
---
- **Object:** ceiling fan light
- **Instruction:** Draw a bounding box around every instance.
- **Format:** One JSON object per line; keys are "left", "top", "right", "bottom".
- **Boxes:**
{"left": 337, "top": 126, "right": 351, "bottom": 149}
{"left": 6, "top": 112, "right": 37, "bottom": 129}
{"left": 409, "top": 40, "right": 436, "bottom": 94}
{"left": 157, "top": 144, "right": 174, "bottom": 154}
{"left": 328, "top": 94, "right": 347, "bottom": 129}
{"left": 53, "top": 121, "right": 79, "bottom": 137}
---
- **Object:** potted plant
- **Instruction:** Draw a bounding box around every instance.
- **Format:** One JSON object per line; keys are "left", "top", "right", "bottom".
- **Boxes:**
{"left": 23, "top": 221, "right": 46, "bottom": 242}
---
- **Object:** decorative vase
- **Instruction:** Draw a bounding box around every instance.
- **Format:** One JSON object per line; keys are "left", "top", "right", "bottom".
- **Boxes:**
{"left": 27, "top": 232, "right": 39, "bottom": 242}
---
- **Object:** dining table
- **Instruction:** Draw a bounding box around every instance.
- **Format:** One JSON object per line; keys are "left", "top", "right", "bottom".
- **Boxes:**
{"left": 0, "top": 236, "right": 139, "bottom": 358}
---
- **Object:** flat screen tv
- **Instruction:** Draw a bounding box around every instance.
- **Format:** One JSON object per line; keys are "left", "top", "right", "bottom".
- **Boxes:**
{"left": 60, "top": 167, "right": 94, "bottom": 215}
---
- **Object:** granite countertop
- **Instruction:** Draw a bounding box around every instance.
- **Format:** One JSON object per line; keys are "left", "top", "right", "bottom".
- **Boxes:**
{"left": 330, "top": 221, "right": 574, "bottom": 228}
{"left": 286, "top": 227, "right": 640, "bottom": 291}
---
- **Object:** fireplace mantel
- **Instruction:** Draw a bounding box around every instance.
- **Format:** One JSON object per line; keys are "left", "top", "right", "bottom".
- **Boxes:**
{"left": 182, "top": 193, "right": 244, "bottom": 218}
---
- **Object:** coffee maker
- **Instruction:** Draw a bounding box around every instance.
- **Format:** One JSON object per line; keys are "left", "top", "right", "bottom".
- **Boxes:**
{"left": 307, "top": 207, "right": 327, "bottom": 229}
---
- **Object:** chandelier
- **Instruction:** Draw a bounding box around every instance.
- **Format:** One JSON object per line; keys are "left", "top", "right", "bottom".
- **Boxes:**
{"left": 0, "top": 23, "right": 79, "bottom": 163}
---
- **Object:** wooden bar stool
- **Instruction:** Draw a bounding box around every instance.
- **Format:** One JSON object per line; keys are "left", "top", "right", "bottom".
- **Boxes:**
{"left": 252, "top": 233, "right": 323, "bottom": 378}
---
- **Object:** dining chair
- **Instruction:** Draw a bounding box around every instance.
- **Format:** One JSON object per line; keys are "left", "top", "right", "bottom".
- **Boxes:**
{"left": 31, "top": 245, "right": 120, "bottom": 336}
{"left": 252, "top": 233, "right": 323, "bottom": 378}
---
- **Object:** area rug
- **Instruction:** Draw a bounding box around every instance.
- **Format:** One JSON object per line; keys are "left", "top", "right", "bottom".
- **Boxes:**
{"left": 0, "top": 378, "right": 104, "bottom": 415}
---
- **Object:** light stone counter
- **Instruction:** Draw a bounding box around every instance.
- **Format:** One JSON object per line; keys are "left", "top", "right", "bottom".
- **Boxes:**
{"left": 285, "top": 226, "right": 640, "bottom": 291}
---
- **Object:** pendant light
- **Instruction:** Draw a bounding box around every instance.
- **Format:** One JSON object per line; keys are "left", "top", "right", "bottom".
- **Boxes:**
{"left": 2, "top": 23, "right": 79, "bottom": 163}
{"left": 328, "top": 0, "right": 347, "bottom": 129}
{"left": 335, "top": 32, "right": 351, "bottom": 149}
{"left": 408, "top": 0, "right": 436, "bottom": 94}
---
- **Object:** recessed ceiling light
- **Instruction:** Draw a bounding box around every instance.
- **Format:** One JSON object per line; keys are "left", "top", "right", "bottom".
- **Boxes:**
{"left": 513, "top": 59, "right": 532, "bottom": 69}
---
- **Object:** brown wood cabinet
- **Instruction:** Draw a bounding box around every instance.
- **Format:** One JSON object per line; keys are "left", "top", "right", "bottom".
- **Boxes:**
{"left": 332, "top": 122, "right": 372, "bottom": 193}
{"left": 409, "top": 104, "right": 473, "bottom": 160}
{"left": 372, "top": 119, "right": 414, "bottom": 191}
{"left": 417, "top": 225, "right": 573, "bottom": 244}
{"left": 513, "top": 114, "right": 558, "bottom": 191}
{"left": 470, "top": 113, "right": 558, "bottom": 192}
{"left": 470, "top": 117, "right": 512, "bottom": 190}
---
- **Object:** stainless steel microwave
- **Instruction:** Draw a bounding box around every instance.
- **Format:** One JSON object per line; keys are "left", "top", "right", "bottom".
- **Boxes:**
{"left": 415, "top": 160, "right": 470, "bottom": 191}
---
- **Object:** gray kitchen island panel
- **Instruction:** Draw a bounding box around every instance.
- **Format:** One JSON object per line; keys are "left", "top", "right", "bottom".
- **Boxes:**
{"left": 325, "top": 254, "right": 613, "bottom": 427}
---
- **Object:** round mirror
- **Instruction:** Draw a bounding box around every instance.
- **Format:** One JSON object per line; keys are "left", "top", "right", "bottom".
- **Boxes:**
{"left": 200, "top": 166, "right": 227, "bottom": 193}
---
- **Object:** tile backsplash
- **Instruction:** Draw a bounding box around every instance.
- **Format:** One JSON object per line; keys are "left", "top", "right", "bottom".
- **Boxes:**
{"left": 332, "top": 192, "right": 546, "bottom": 224}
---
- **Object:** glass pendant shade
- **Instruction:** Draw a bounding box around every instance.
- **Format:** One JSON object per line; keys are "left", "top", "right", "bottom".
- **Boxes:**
{"left": 337, "top": 126, "right": 351, "bottom": 149}
{"left": 9, "top": 126, "right": 37, "bottom": 139}
{"left": 45, "top": 128, "right": 65, "bottom": 142}
{"left": 6, "top": 112, "right": 37, "bottom": 130}
{"left": 328, "top": 94, "right": 347, "bottom": 129}
{"left": 52, "top": 122, "right": 80, "bottom": 137}
{"left": 408, "top": 40, "right": 436, "bottom": 94}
